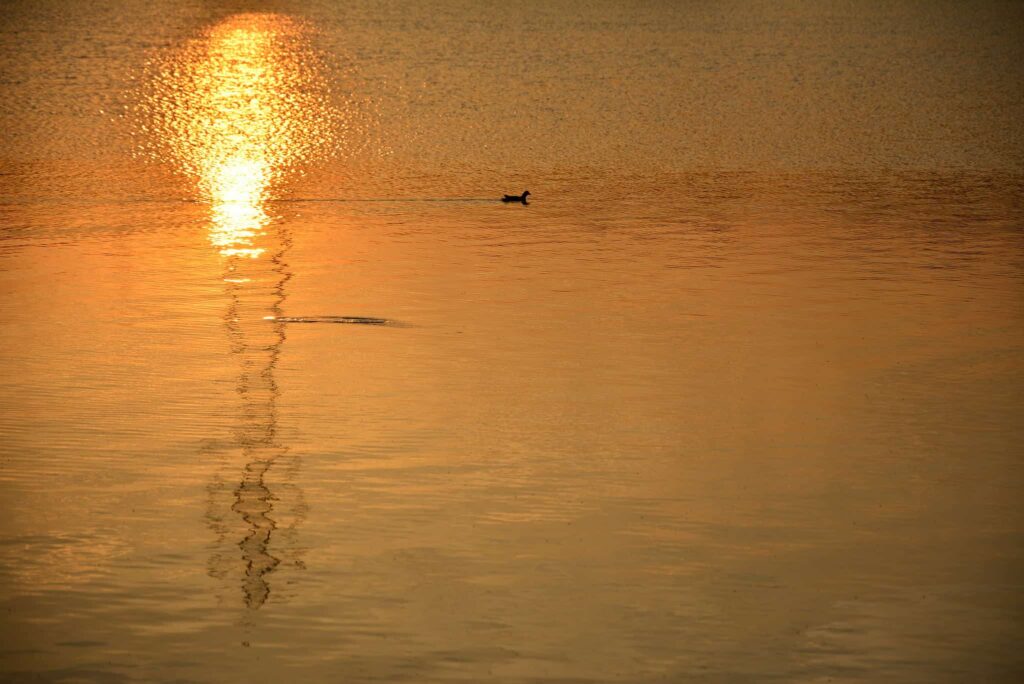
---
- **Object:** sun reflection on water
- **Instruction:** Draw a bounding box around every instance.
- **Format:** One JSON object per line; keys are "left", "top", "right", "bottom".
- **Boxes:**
{"left": 135, "top": 13, "right": 339, "bottom": 610}
{"left": 139, "top": 13, "right": 340, "bottom": 257}
{"left": 209, "top": 156, "right": 269, "bottom": 258}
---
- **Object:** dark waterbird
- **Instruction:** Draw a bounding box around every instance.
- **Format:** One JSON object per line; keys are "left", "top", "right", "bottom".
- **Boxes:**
{"left": 501, "top": 190, "right": 530, "bottom": 204}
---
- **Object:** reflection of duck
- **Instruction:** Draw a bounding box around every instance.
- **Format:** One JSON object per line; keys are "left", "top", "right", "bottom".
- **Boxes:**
{"left": 501, "top": 190, "right": 530, "bottom": 204}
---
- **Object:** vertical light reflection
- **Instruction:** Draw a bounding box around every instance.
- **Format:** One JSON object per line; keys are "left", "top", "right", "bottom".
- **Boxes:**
{"left": 143, "top": 13, "right": 339, "bottom": 257}
{"left": 143, "top": 13, "right": 335, "bottom": 610}
{"left": 209, "top": 157, "right": 269, "bottom": 259}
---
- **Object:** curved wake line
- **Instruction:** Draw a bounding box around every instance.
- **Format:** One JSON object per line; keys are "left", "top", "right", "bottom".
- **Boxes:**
{"left": 264, "top": 315, "right": 394, "bottom": 326}
{"left": 1, "top": 196, "right": 500, "bottom": 206}
{"left": 271, "top": 197, "right": 495, "bottom": 203}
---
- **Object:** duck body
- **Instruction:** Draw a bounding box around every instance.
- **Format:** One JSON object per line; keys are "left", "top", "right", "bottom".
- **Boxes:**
{"left": 501, "top": 190, "right": 530, "bottom": 204}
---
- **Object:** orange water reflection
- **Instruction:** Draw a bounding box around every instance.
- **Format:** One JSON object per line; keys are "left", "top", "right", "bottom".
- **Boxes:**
{"left": 139, "top": 13, "right": 338, "bottom": 609}
{"left": 143, "top": 13, "right": 339, "bottom": 257}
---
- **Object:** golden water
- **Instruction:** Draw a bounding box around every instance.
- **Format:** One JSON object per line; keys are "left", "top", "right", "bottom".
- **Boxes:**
{"left": 1, "top": 2, "right": 1022, "bottom": 682}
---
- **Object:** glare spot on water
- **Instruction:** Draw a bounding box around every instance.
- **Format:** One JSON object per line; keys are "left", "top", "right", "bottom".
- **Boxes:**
{"left": 135, "top": 13, "right": 346, "bottom": 257}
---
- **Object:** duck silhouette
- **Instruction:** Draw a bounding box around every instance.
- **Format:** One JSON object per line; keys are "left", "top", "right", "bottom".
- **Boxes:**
{"left": 501, "top": 190, "right": 530, "bottom": 204}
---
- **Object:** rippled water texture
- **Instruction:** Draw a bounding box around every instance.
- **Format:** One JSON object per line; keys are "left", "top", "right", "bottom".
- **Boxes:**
{"left": 136, "top": 14, "right": 345, "bottom": 258}
{"left": 1, "top": 2, "right": 1023, "bottom": 682}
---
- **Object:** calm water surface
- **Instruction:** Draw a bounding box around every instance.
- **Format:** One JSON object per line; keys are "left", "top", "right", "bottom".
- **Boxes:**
{"left": 1, "top": 2, "right": 1023, "bottom": 682}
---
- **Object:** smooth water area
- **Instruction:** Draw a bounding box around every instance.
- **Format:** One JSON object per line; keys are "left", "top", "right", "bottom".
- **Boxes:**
{"left": 1, "top": 2, "right": 1023, "bottom": 682}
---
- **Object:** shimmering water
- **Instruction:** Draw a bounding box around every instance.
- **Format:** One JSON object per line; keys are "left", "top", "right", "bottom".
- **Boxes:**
{"left": 1, "top": 2, "right": 1023, "bottom": 682}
